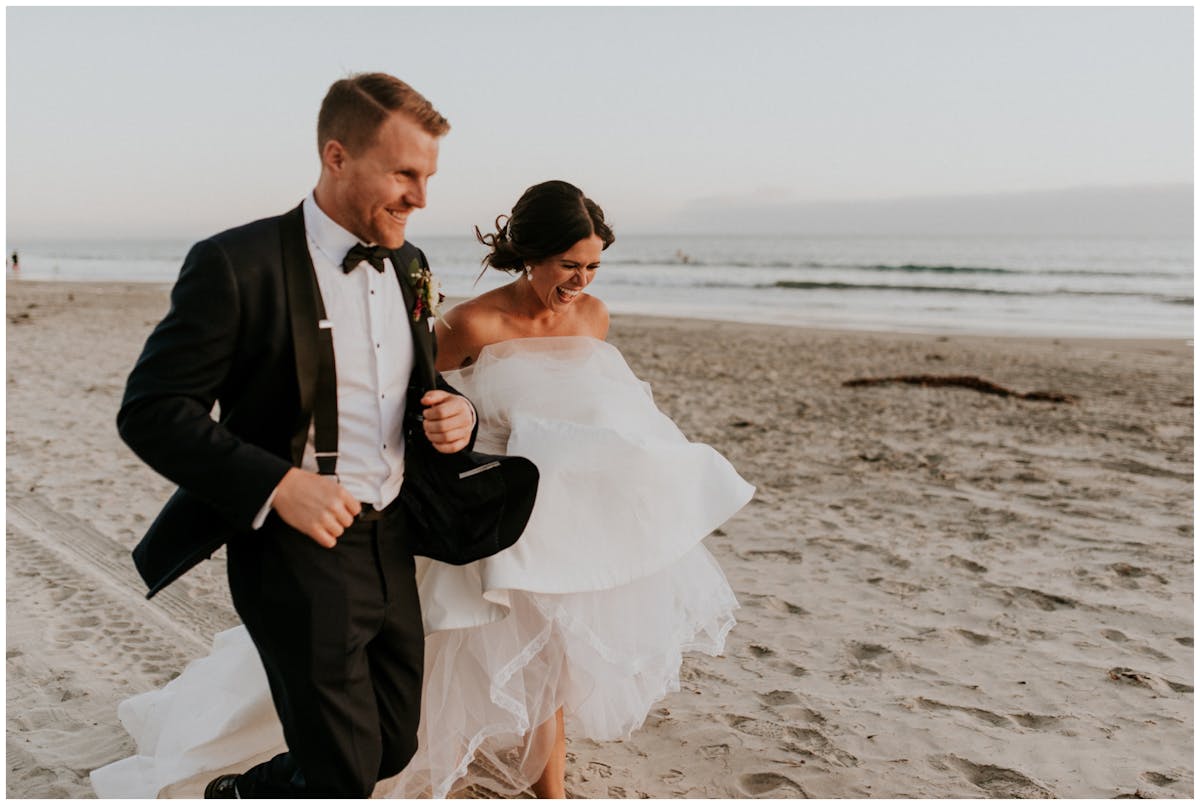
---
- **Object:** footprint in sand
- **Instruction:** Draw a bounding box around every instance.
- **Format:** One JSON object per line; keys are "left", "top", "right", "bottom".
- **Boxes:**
{"left": 737, "top": 772, "right": 807, "bottom": 797}
{"left": 848, "top": 641, "right": 915, "bottom": 672}
{"left": 1101, "top": 458, "right": 1191, "bottom": 480}
{"left": 915, "top": 697, "right": 1009, "bottom": 728}
{"left": 1135, "top": 645, "right": 1173, "bottom": 662}
{"left": 944, "top": 755, "right": 1054, "bottom": 798}
{"left": 1008, "top": 712, "right": 1063, "bottom": 730}
{"left": 49, "top": 585, "right": 78, "bottom": 604}
{"left": 1110, "top": 563, "right": 1169, "bottom": 586}
{"left": 953, "top": 629, "right": 993, "bottom": 646}
{"left": 765, "top": 658, "right": 808, "bottom": 677}
{"left": 722, "top": 713, "right": 759, "bottom": 733}
{"left": 849, "top": 642, "right": 891, "bottom": 661}
{"left": 1000, "top": 586, "right": 1079, "bottom": 612}
{"left": 585, "top": 761, "right": 612, "bottom": 779}
{"left": 866, "top": 577, "right": 927, "bottom": 596}
{"left": 943, "top": 555, "right": 988, "bottom": 574}
{"left": 786, "top": 726, "right": 858, "bottom": 767}
{"left": 791, "top": 707, "right": 826, "bottom": 725}
{"left": 756, "top": 690, "right": 801, "bottom": 706}
{"left": 737, "top": 593, "right": 807, "bottom": 616}
{"left": 679, "top": 663, "right": 730, "bottom": 687}
{"left": 1140, "top": 771, "right": 1180, "bottom": 787}
{"left": 765, "top": 597, "right": 808, "bottom": 616}
{"left": 1107, "top": 667, "right": 1193, "bottom": 695}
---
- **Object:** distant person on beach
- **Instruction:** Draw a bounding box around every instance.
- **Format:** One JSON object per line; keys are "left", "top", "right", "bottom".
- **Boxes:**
{"left": 10, "top": 250, "right": 19, "bottom": 272}
{"left": 102, "top": 73, "right": 535, "bottom": 798}
{"left": 94, "top": 180, "right": 753, "bottom": 800}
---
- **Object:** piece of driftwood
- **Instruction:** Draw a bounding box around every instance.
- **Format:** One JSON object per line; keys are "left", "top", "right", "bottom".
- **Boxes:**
{"left": 842, "top": 374, "right": 1078, "bottom": 403}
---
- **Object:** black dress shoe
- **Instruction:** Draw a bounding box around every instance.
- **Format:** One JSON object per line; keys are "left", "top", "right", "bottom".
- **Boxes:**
{"left": 204, "top": 774, "right": 240, "bottom": 798}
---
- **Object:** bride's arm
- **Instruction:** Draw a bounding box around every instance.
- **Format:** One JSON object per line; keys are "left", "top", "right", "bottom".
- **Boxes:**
{"left": 434, "top": 300, "right": 490, "bottom": 371}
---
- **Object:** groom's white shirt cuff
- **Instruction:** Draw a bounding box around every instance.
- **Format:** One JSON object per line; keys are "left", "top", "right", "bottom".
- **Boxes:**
{"left": 252, "top": 490, "right": 276, "bottom": 530}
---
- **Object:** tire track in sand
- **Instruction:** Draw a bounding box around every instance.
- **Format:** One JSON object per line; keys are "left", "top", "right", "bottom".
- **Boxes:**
{"left": 7, "top": 490, "right": 240, "bottom": 797}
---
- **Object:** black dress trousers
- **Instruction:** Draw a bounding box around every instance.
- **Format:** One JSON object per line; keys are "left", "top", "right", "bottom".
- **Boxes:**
{"left": 225, "top": 507, "right": 424, "bottom": 797}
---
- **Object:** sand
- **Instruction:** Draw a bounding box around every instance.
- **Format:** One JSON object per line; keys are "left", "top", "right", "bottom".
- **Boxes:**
{"left": 6, "top": 279, "right": 1193, "bottom": 798}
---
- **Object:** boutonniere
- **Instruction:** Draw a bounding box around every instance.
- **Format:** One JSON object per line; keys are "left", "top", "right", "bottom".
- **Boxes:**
{"left": 407, "top": 258, "right": 445, "bottom": 329}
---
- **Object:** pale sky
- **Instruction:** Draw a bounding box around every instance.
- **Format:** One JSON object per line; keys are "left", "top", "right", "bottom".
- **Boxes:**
{"left": 6, "top": 6, "right": 1193, "bottom": 239}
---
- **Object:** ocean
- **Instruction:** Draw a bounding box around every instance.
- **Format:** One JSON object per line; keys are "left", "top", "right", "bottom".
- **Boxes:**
{"left": 6, "top": 234, "right": 1193, "bottom": 339}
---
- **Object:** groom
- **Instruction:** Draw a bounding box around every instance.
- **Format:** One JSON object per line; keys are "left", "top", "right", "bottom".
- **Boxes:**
{"left": 118, "top": 74, "right": 477, "bottom": 797}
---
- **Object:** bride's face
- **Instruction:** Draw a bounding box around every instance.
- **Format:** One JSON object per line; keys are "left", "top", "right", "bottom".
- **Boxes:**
{"left": 526, "top": 235, "right": 604, "bottom": 312}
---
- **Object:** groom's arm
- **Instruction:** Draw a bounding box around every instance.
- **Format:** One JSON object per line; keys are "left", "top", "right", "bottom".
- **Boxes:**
{"left": 420, "top": 344, "right": 478, "bottom": 453}
{"left": 117, "top": 238, "right": 294, "bottom": 529}
{"left": 413, "top": 272, "right": 477, "bottom": 454}
{"left": 421, "top": 384, "right": 477, "bottom": 453}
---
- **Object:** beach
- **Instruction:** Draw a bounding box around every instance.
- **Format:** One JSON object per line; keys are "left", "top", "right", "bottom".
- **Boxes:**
{"left": 6, "top": 279, "right": 1193, "bottom": 798}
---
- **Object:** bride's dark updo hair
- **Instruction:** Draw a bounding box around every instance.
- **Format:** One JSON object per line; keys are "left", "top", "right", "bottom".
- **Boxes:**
{"left": 476, "top": 180, "right": 615, "bottom": 275}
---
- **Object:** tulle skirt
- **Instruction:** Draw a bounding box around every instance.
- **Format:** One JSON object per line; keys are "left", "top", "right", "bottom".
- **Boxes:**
{"left": 384, "top": 544, "right": 737, "bottom": 797}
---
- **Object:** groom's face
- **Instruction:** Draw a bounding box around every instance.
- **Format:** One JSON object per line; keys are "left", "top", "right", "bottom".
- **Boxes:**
{"left": 331, "top": 111, "right": 440, "bottom": 249}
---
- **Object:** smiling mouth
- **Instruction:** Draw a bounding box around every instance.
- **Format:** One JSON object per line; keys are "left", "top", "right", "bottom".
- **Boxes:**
{"left": 385, "top": 208, "right": 408, "bottom": 224}
{"left": 556, "top": 286, "right": 581, "bottom": 303}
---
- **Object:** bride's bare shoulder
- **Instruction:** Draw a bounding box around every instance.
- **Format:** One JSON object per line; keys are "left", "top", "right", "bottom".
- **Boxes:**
{"left": 580, "top": 293, "right": 610, "bottom": 338}
{"left": 443, "top": 287, "right": 513, "bottom": 330}
{"left": 437, "top": 288, "right": 518, "bottom": 370}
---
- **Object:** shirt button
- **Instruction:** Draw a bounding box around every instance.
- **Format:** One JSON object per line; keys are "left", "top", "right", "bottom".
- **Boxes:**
{"left": 370, "top": 290, "right": 375, "bottom": 295}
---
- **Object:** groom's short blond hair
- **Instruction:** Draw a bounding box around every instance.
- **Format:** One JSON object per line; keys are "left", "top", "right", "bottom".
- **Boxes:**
{"left": 317, "top": 73, "right": 450, "bottom": 155}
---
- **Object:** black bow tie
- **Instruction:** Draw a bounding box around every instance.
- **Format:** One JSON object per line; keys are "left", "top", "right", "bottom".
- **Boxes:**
{"left": 342, "top": 243, "right": 391, "bottom": 274}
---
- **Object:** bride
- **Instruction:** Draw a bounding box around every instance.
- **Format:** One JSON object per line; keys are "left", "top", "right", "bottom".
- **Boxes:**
{"left": 90, "top": 180, "right": 753, "bottom": 799}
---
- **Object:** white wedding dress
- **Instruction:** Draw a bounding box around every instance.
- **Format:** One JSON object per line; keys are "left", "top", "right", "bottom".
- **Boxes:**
{"left": 91, "top": 336, "right": 754, "bottom": 798}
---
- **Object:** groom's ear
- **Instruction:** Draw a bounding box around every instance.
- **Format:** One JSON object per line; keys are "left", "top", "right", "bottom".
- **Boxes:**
{"left": 321, "top": 139, "right": 349, "bottom": 174}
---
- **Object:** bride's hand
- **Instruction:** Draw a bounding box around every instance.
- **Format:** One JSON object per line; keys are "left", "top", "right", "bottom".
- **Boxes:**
{"left": 420, "top": 390, "right": 475, "bottom": 454}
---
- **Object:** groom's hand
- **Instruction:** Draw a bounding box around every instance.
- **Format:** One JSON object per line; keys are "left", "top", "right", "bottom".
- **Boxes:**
{"left": 421, "top": 390, "right": 474, "bottom": 454}
{"left": 271, "top": 468, "right": 361, "bottom": 548}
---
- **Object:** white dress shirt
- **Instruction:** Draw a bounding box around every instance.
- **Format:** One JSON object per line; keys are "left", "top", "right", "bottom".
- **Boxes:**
{"left": 253, "top": 192, "right": 415, "bottom": 526}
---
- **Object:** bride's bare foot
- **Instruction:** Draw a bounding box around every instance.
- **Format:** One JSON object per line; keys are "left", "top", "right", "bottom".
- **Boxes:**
{"left": 530, "top": 708, "right": 566, "bottom": 798}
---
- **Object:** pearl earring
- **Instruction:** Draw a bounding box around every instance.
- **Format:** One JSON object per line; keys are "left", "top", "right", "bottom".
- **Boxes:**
{"left": 524, "top": 266, "right": 533, "bottom": 279}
